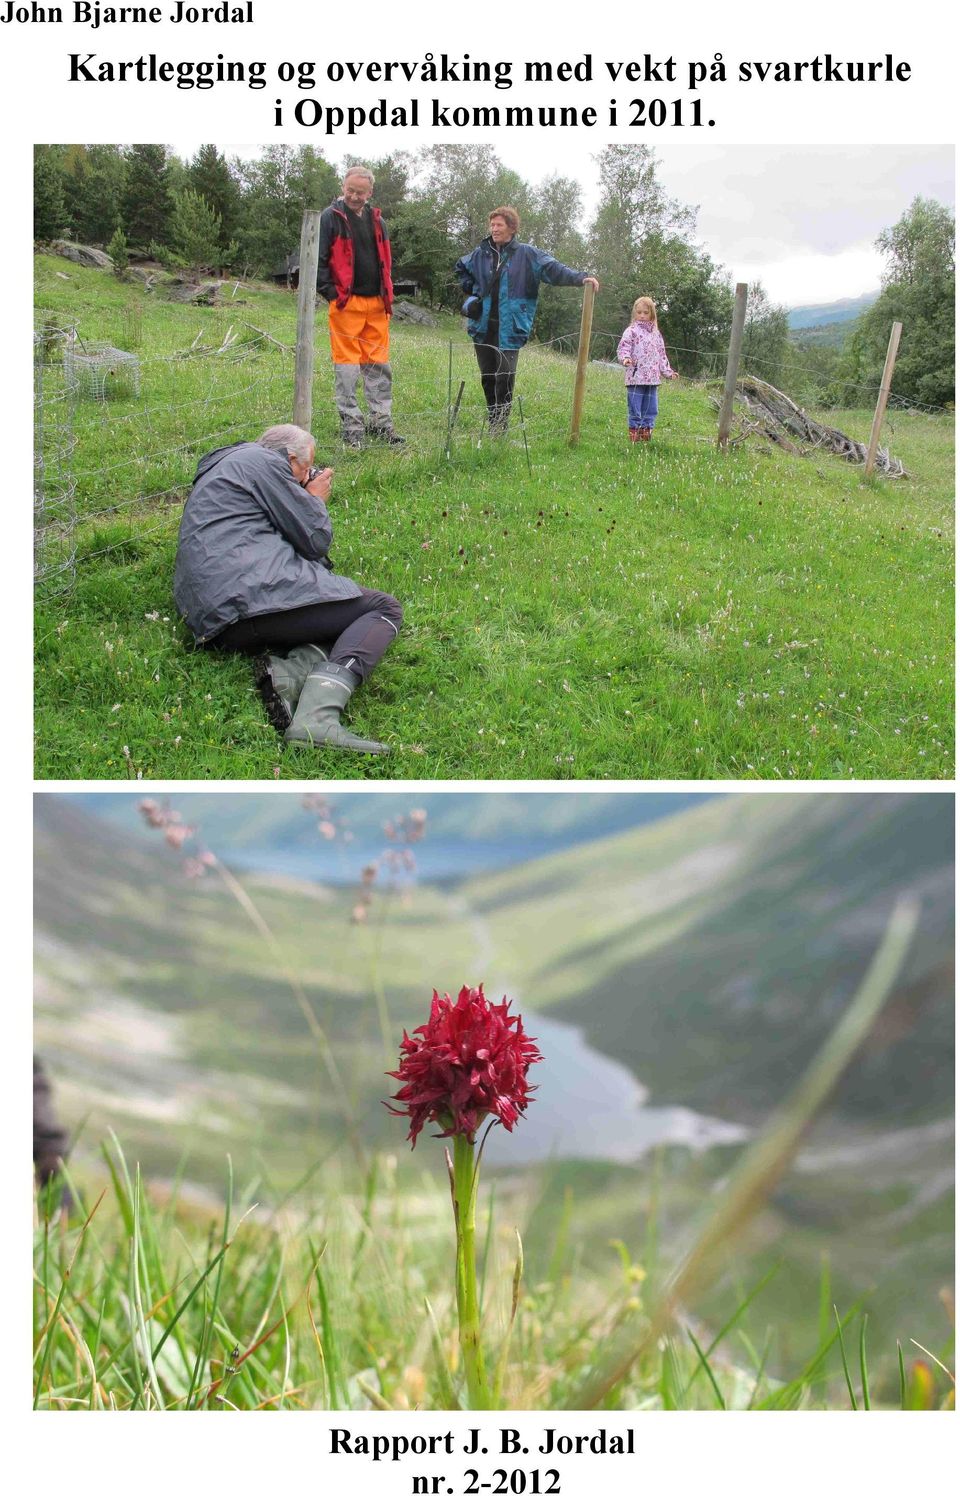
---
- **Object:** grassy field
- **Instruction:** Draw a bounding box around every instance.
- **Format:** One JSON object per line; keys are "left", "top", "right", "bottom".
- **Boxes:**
{"left": 34, "top": 256, "right": 954, "bottom": 780}
{"left": 35, "top": 1133, "right": 955, "bottom": 1412}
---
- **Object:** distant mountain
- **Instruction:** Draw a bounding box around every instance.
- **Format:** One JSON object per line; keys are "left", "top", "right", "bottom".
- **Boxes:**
{"left": 37, "top": 792, "right": 953, "bottom": 1149}
{"left": 69, "top": 791, "right": 714, "bottom": 883}
{"left": 787, "top": 291, "right": 879, "bottom": 330}
{"left": 467, "top": 792, "right": 954, "bottom": 1127}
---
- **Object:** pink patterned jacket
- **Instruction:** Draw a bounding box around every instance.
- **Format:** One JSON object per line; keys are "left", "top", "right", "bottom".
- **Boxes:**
{"left": 616, "top": 321, "right": 675, "bottom": 386}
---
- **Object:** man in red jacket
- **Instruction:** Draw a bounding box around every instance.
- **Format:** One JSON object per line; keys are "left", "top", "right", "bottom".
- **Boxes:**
{"left": 317, "top": 166, "right": 405, "bottom": 449}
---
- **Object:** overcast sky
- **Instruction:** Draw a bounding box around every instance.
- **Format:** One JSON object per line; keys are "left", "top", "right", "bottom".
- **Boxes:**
{"left": 196, "top": 142, "right": 954, "bottom": 306}
{"left": 645, "top": 144, "right": 955, "bottom": 303}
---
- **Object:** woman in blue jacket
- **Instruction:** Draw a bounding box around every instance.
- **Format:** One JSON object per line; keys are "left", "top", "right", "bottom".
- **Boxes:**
{"left": 455, "top": 206, "right": 599, "bottom": 433}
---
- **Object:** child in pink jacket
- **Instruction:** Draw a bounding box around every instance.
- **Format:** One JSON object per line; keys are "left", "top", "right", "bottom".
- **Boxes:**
{"left": 616, "top": 296, "right": 678, "bottom": 442}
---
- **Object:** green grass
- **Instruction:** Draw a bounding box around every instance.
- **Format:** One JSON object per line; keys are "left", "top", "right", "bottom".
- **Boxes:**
{"left": 33, "top": 1137, "right": 955, "bottom": 1411}
{"left": 34, "top": 256, "right": 953, "bottom": 779}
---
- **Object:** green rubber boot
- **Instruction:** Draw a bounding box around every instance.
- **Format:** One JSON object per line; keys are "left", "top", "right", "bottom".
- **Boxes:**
{"left": 255, "top": 643, "right": 328, "bottom": 733}
{"left": 283, "top": 661, "right": 390, "bottom": 755}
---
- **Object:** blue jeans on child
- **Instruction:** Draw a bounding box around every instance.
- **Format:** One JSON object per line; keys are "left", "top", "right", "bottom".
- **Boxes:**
{"left": 627, "top": 384, "right": 659, "bottom": 429}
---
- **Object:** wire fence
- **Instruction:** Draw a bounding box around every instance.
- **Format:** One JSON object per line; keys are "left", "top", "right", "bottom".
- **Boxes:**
{"left": 425, "top": 268, "right": 954, "bottom": 416}
{"left": 34, "top": 314, "right": 303, "bottom": 587}
{"left": 34, "top": 322, "right": 77, "bottom": 596}
{"left": 34, "top": 306, "right": 950, "bottom": 595}
{"left": 541, "top": 323, "right": 952, "bottom": 420}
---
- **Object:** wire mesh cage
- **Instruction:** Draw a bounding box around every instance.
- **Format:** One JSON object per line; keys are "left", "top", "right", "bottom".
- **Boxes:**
{"left": 63, "top": 336, "right": 141, "bottom": 401}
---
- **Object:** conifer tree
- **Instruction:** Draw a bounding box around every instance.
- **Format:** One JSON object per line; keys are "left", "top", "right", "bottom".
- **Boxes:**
{"left": 122, "top": 145, "right": 174, "bottom": 248}
{"left": 34, "top": 146, "right": 68, "bottom": 241}
{"left": 64, "top": 145, "right": 126, "bottom": 245}
{"left": 190, "top": 144, "right": 240, "bottom": 239}
{"left": 170, "top": 189, "right": 228, "bottom": 273}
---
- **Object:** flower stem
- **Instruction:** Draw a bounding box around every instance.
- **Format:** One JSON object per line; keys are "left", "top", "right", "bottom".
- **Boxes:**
{"left": 452, "top": 1133, "right": 491, "bottom": 1410}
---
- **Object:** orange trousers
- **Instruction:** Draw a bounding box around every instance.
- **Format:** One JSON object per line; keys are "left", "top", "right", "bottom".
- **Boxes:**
{"left": 328, "top": 295, "right": 390, "bottom": 364}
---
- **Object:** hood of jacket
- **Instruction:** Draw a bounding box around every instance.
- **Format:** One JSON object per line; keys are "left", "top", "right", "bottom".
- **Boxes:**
{"left": 192, "top": 442, "right": 248, "bottom": 485}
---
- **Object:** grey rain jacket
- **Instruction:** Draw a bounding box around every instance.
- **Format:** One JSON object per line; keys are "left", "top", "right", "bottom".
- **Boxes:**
{"left": 174, "top": 442, "right": 362, "bottom": 644}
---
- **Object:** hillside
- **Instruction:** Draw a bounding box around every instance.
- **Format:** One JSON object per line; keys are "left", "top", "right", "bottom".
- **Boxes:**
{"left": 788, "top": 292, "right": 879, "bottom": 330}
{"left": 465, "top": 792, "right": 954, "bottom": 1121}
{"left": 36, "top": 791, "right": 953, "bottom": 1158}
{"left": 789, "top": 321, "right": 856, "bottom": 350}
{"left": 73, "top": 789, "right": 714, "bottom": 880}
{"left": 33, "top": 256, "right": 954, "bottom": 780}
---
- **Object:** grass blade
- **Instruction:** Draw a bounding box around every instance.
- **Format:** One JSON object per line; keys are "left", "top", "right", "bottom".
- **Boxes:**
{"left": 684, "top": 1260, "right": 781, "bottom": 1397}
{"left": 659, "top": 1336, "right": 686, "bottom": 1410}
{"left": 131, "top": 1167, "right": 165, "bottom": 1409}
{"left": 566, "top": 898, "right": 919, "bottom": 1410}
{"left": 755, "top": 1300, "right": 862, "bottom": 1410}
{"left": 33, "top": 1191, "right": 105, "bottom": 1408}
{"left": 186, "top": 1154, "right": 233, "bottom": 1408}
{"left": 818, "top": 1251, "right": 831, "bottom": 1346}
{"left": 313, "top": 1265, "right": 344, "bottom": 1410}
{"left": 834, "top": 1305, "right": 858, "bottom": 1410}
{"left": 745, "top": 1328, "right": 773, "bottom": 1410}
{"left": 424, "top": 1296, "right": 461, "bottom": 1411}
{"left": 859, "top": 1315, "right": 871, "bottom": 1410}
{"left": 492, "top": 1228, "right": 524, "bottom": 1410}
{"left": 898, "top": 1341, "right": 907, "bottom": 1409}
{"left": 100, "top": 1135, "right": 134, "bottom": 1235}
{"left": 909, "top": 1338, "right": 955, "bottom": 1384}
{"left": 687, "top": 1328, "right": 725, "bottom": 1408}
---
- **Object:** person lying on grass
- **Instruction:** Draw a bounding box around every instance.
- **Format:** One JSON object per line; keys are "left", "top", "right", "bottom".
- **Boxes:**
{"left": 173, "top": 424, "right": 401, "bottom": 756}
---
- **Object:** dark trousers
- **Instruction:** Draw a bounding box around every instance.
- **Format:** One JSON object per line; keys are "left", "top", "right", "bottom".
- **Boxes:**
{"left": 209, "top": 588, "right": 403, "bottom": 681}
{"left": 474, "top": 343, "right": 520, "bottom": 429}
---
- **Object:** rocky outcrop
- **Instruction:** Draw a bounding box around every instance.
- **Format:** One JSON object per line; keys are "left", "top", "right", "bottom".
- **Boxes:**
{"left": 392, "top": 299, "right": 438, "bottom": 326}
{"left": 51, "top": 240, "right": 113, "bottom": 270}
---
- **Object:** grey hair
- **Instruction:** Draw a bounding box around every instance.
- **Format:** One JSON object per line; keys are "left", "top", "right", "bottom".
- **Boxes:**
{"left": 258, "top": 425, "right": 315, "bottom": 464}
{"left": 343, "top": 165, "right": 375, "bottom": 187}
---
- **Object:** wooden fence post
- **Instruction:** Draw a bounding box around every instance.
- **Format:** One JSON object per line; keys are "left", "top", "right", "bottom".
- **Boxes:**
{"left": 716, "top": 282, "right": 749, "bottom": 450}
{"left": 864, "top": 321, "right": 903, "bottom": 478}
{"left": 293, "top": 209, "right": 322, "bottom": 429}
{"left": 569, "top": 280, "right": 596, "bottom": 446}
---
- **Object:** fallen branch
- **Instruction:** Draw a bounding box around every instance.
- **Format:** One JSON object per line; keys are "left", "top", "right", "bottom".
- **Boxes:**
{"left": 712, "top": 376, "right": 908, "bottom": 476}
{"left": 238, "top": 320, "right": 294, "bottom": 352}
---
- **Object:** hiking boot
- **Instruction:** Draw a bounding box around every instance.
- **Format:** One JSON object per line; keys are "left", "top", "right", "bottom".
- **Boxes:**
{"left": 254, "top": 643, "right": 328, "bottom": 732}
{"left": 640, "top": 427, "right": 652, "bottom": 442}
{"left": 283, "top": 660, "right": 390, "bottom": 755}
{"left": 628, "top": 428, "right": 641, "bottom": 443}
{"left": 368, "top": 425, "right": 406, "bottom": 447}
{"left": 342, "top": 434, "right": 364, "bottom": 451}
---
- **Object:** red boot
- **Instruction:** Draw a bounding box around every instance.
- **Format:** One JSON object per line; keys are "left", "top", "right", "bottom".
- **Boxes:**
{"left": 639, "top": 427, "right": 652, "bottom": 442}
{"left": 628, "top": 428, "right": 641, "bottom": 443}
